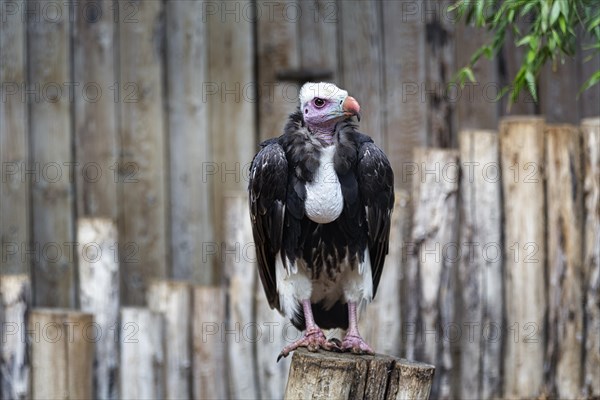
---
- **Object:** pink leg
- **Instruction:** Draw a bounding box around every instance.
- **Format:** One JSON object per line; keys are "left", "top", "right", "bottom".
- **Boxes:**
{"left": 341, "top": 301, "right": 374, "bottom": 354}
{"left": 278, "top": 300, "right": 337, "bottom": 361}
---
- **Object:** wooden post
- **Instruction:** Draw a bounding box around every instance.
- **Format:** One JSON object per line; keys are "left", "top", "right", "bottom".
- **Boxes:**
{"left": 404, "top": 147, "right": 459, "bottom": 399}
{"left": 0, "top": 0, "right": 30, "bottom": 276}
{"left": 78, "top": 218, "right": 120, "bottom": 399}
{"left": 582, "top": 118, "right": 600, "bottom": 397}
{"left": 0, "top": 274, "right": 31, "bottom": 399}
{"left": 545, "top": 124, "right": 584, "bottom": 398}
{"left": 457, "top": 130, "right": 503, "bottom": 399}
{"left": 119, "top": 307, "right": 164, "bottom": 400}
{"left": 118, "top": 0, "right": 168, "bottom": 305}
{"left": 284, "top": 349, "right": 434, "bottom": 400}
{"left": 29, "top": 309, "right": 94, "bottom": 400}
{"left": 28, "top": 0, "right": 74, "bottom": 307}
{"left": 147, "top": 281, "right": 192, "bottom": 399}
{"left": 73, "top": 0, "right": 118, "bottom": 219}
{"left": 164, "top": 0, "right": 215, "bottom": 284}
{"left": 192, "top": 286, "right": 228, "bottom": 400}
{"left": 359, "top": 191, "right": 406, "bottom": 357}
{"left": 223, "top": 192, "right": 259, "bottom": 399}
{"left": 499, "top": 116, "right": 546, "bottom": 398}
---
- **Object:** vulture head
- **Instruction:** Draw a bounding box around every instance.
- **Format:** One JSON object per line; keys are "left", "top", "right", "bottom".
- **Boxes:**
{"left": 299, "top": 82, "right": 361, "bottom": 139}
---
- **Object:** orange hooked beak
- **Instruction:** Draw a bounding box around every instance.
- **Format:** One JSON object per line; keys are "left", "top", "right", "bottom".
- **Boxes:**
{"left": 342, "top": 96, "right": 361, "bottom": 121}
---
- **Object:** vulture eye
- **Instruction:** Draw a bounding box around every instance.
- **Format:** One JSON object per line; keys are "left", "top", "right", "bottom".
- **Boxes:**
{"left": 314, "top": 98, "right": 325, "bottom": 108}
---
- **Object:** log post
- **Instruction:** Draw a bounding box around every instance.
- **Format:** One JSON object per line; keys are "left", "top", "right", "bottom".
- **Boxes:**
{"left": 284, "top": 349, "right": 434, "bottom": 400}
{"left": 544, "top": 124, "right": 584, "bottom": 398}
{"left": 119, "top": 307, "right": 164, "bottom": 400}
{"left": 78, "top": 217, "right": 120, "bottom": 399}
{"left": 404, "top": 147, "right": 460, "bottom": 399}
{"left": 582, "top": 117, "right": 600, "bottom": 397}
{"left": 192, "top": 286, "right": 228, "bottom": 400}
{"left": 457, "top": 130, "right": 503, "bottom": 399}
{"left": 29, "top": 309, "right": 94, "bottom": 400}
{"left": 499, "top": 116, "right": 546, "bottom": 398}
{"left": 147, "top": 280, "right": 192, "bottom": 399}
{"left": 0, "top": 274, "right": 31, "bottom": 399}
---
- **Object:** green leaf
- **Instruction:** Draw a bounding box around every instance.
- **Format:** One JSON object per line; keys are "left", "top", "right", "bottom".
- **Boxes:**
{"left": 559, "top": 15, "right": 567, "bottom": 34}
{"left": 525, "top": 70, "right": 538, "bottom": 101}
{"left": 579, "top": 69, "right": 600, "bottom": 94}
{"left": 549, "top": 1, "right": 561, "bottom": 25}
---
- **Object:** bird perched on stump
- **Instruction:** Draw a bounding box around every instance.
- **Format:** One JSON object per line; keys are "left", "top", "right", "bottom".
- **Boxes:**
{"left": 248, "top": 82, "right": 394, "bottom": 360}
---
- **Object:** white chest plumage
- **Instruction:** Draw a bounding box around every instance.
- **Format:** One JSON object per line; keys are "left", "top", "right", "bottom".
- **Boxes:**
{"left": 304, "top": 146, "right": 344, "bottom": 224}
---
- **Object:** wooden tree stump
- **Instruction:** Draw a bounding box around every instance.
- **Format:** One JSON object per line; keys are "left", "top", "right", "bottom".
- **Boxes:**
{"left": 284, "top": 349, "right": 434, "bottom": 400}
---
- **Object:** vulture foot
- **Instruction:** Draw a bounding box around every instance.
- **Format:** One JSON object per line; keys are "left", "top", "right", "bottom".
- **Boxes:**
{"left": 341, "top": 334, "right": 374, "bottom": 355}
{"left": 277, "top": 328, "right": 338, "bottom": 361}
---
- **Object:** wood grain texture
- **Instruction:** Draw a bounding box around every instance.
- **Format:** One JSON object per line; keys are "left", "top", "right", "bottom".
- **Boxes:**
{"left": 539, "top": 59, "right": 580, "bottom": 124}
{"left": 359, "top": 192, "right": 406, "bottom": 357}
{"left": 192, "top": 286, "right": 227, "bottom": 400}
{"left": 581, "top": 118, "right": 600, "bottom": 397}
{"left": 545, "top": 124, "right": 584, "bottom": 398}
{"left": 206, "top": 0, "right": 256, "bottom": 267}
{"left": 78, "top": 218, "right": 120, "bottom": 400}
{"left": 165, "top": 0, "right": 214, "bottom": 284}
{"left": 257, "top": 0, "right": 299, "bottom": 142}
{"left": 405, "top": 148, "right": 459, "bottom": 399}
{"left": 424, "top": 0, "right": 456, "bottom": 148}
{"left": 0, "top": 274, "right": 31, "bottom": 399}
{"left": 147, "top": 280, "right": 192, "bottom": 399}
{"left": 223, "top": 192, "right": 258, "bottom": 399}
{"left": 284, "top": 349, "right": 435, "bottom": 400}
{"left": 118, "top": 0, "right": 168, "bottom": 305}
{"left": 74, "top": 0, "right": 118, "bottom": 219}
{"left": 338, "top": 0, "right": 384, "bottom": 147}
{"left": 457, "top": 130, "right": 503, "bottom": 400}
{"left": 381, "top": 0, "right": 427, "bottom": 192}
{"left": 0, "top": 0, "right": 29, "bottom": 276}
{"left": 298, "top": 0, "right": 338, "bottom": 78}
{"left": 119, "top": 307, "right": 164, "bottom": 400}
{"left": 27, "top": 0, "right": 75, "bottom": 307}
{"left": 454, "top": 25, "right": 499, "bottom": 130}
{"left": 30, "top": 309, "right": 94, "bottom": 400}
{"left": 499, "top": 116, "right": 546, "bottom": 398}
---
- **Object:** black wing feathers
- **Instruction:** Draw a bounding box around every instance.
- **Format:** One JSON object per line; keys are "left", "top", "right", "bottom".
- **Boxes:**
{"left": 249, "top": 141, "right": 288, "bottom": 309}
{"left": 357, "top": 141, "right": 394, "bottom": 296}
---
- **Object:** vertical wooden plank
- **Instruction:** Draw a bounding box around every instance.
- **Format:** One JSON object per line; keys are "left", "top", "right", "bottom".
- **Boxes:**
{"left": 454, "top": 25, "right": 499, "bottom": 130}
{"left": 405, "top": 148, "right": 459, "bottom": 399}
{"left": 381, "top": 0, "right": 427, "bottom": 192}
{"left": 499, "top": 116, "right": 546, "bottom": 398}
{"left": 192, "top": 286, "right": 227, "bottom": 400}
{"left": 165, "top": 0, "right": 214, "bottom": 284}
{"left": 28, "top": 0, "right": 74, "bottom": 307}
{"left": 539, "top": 59, "right": 580, "bottom": 124}
{"left": 582, "top": 118, "right": 600, "bottom": 397}
{"left": 298, "top": 0, "right": 338, "bottom": 78}
{"left": 0, "top": 275, "right": 31, "bottom": 399}
{"left": 338, "top": 0, "right": 383, "bottom": 147}
{"left": 206, "top": 0, "right": 256, "bottom": 266}
{"left": 78, "top": 218, "right": 120, "bottom": 400}
{"left": 30, "top": 309, "right": 94, "bottom": 400}
{"left": 74, "top": 0, "right": 118, "bottom": 218}
{"left": 255, "top": 292, "right": 291, "bottom": 399}
{"left": 545, "top": 124, "right": 583, "bottom": 398}
{"left": 458, "top": 130, "right": 503, "bottom": 400}
{"left": 359, "top": 192, "right": 406, "bottom": 357}
{"left": 120, "top": 307, "right": 164, "bottom": 400}
{"left": 118, "top": 0, "right": 168, "bottom": 305}
{"left": 257, "top": 0, "right": 299, "bottom": 142}
{"left": 147, "top": 281, "right": 192, "bottom": 400}
{"left": 0, "top": 0, "right": 29, "bottom": 276}
{"left": 224, "top": 192, "right": 258, "bottom": 399}
{"left": 424, "top": 0, "right": 456, "bottom": 148}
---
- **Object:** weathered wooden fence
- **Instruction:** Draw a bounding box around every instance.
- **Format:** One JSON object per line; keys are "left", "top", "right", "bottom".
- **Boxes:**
{"left": 1, "top": 0, "right": 600, "bottom": 399}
